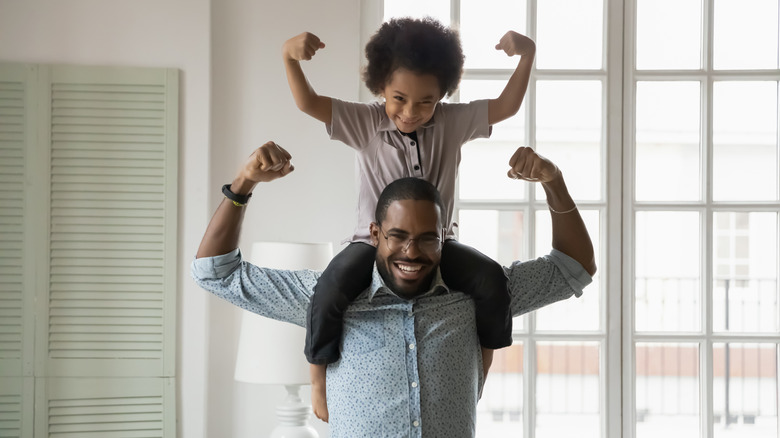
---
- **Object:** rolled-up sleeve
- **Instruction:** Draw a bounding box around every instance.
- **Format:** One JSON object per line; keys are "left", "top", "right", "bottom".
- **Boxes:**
{"left": 191, "top": 249, "right": 319, "bottom": 327}
{"left": 506, "top": 249, "right": 593, "bottom": 317}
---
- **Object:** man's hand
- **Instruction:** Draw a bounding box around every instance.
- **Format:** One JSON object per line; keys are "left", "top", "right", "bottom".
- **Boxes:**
{"left": 283, "top": 32, "right": 326, "bottom": 62}
{"left": 507, "top": 146, "right": 560, "bottom": 183}
{"left": 238, "top": 141, "right": 294, "bottom": 185}
{"left": 495, "top": 31, "right": 536, "bottom": 58}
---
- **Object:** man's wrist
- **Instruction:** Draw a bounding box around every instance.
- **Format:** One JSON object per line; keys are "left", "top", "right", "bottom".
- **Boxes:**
{"left": 229, "top": 176, "right": 256, "bottom": 196}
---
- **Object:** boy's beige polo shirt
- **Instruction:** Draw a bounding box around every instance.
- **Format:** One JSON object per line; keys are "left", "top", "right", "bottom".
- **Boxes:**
{"left": 327, "top": 98, "right": 491, "bottom": 244}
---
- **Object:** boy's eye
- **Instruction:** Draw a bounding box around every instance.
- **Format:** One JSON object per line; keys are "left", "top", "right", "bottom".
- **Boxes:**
{"left": 393, "top": 96, "right": 405, "bottom": 101}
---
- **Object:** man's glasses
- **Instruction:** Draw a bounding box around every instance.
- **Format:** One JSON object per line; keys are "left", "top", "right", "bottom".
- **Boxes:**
{"left": 379, "top": 227, "right": 442, "bottom": 253}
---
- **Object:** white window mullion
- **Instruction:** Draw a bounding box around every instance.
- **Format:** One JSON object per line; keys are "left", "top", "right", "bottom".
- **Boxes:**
{"left": 606, "top": 0, "right": 625, "bottom": 436}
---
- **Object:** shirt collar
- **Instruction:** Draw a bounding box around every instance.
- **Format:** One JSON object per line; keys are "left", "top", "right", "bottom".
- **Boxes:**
{"left": 367, "top": 263, "right": 450, "bottom": 302}
{"left": 377, "top": 102, "right": 439, "bottom": 133}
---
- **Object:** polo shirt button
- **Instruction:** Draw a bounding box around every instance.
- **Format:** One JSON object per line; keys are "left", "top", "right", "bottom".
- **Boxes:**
{"left": 410, "top": 141, "right": 416, "bottom": 146}
{"left": 414, "top": 165, "right": 420, "bottom": 171}
{"left": 413, "top": 420, "right": 420, "bottom": 427}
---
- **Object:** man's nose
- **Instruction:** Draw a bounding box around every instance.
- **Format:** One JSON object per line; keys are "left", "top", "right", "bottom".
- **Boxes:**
{"left": 402, "top": 238, "right": 421, "bottom": 256}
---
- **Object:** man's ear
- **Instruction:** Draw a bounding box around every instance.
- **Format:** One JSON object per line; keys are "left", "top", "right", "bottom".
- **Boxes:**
{"left": 369, "top": 222, "right": 380, "bottom": 247}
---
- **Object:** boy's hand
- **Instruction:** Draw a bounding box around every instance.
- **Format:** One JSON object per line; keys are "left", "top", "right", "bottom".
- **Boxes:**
{"left": 283, "top": 32, "right": 326, "bottom": 62}
{"left": 507, "top": 146, "right": 560, "bottom": 183}
{"left": 495, "top": 31, "right": 536, "bottom": 57}
{"left": 239, "top": 141, "right": 294, "bottom": 184}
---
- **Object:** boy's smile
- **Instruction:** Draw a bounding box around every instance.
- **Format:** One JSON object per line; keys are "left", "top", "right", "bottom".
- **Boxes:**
{"left": 381, "top": 68, "right": 442, "bottom": 134}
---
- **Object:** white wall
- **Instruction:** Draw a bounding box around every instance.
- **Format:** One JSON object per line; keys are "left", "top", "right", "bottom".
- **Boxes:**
{"left": 210, "top": 0, "right": 360, "bottom": 436}
{"left": 0, "top": 0, "right": 361, "bottom": 436}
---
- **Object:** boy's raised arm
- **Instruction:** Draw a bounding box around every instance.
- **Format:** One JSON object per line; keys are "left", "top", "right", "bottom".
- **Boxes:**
{"left": 488, "top": 31, "right": 536, "bottom": 126}
{"left": 282, "top": 32, "right": 333, "bottom": 124}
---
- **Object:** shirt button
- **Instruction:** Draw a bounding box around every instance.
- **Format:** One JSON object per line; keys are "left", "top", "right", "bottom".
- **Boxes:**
{"left": 413, "top": 420, "right": 420, "bottom": 427}
{"left": 411, "top": 381, "right": 418, "bottom": 388}
{"left": 413, "top": 165, "right": 420, "bottom": 171}
{"left": 409, "top": 343, "right": 415, "bottom": 350}
{"left": 410, "top": 141, "right": 416, "bottom": 146}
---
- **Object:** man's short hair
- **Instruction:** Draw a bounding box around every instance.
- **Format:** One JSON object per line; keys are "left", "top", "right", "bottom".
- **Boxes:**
{"left": 375, "top": 177, "right": 444, "bottom": 225}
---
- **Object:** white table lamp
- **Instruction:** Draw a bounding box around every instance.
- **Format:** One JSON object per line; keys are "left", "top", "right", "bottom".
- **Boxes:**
{"left": 234, "top": 241, "right": 333, "bottom": 438}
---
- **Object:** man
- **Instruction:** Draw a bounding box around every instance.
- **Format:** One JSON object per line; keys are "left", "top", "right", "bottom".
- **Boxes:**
{"left": 192, "top": 141, "right": 596, "bottom": 437}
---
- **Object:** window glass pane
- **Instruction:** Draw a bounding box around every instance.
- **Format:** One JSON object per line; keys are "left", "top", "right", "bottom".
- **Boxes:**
{"left": 536, "top": 341, "right": 601, "bottom": 438}
{"left": 713, "top": 212, "right": 779, "bottom": 333}
{"left": 458, "top": 209, "right": 528, "bottom": 331}
{"left": 713, "top": 81, "right": 778, "bottom": 201}
{"left": 461, "top": 0, "right": 527, "bottom": 69}
{"left": 459, "top": 79, "right": 527, "bottom": 200}
{"left": 477, "top": 343, "right": 524, "bottom": 436}
{"left": 636, "top": 0, "right": 701, "bottom": 70}
{"left": 714, "top": 0, "right": 779, "bottom": 70}
{"left": 635, "top": 343, "right": 700, "bottom": 438}
{"left": 458, "top": 209, "right": 525, "bottom": 266}
{"left": 635, "top": 211, "right": 701, "bottom": 332}
{"left": 536, "top": 0, "right": 603, "bottom": 69}
{"left": 635, "top": 81, "right": 701, "bottom": 201}
{"left": 536, "top": 80, "right": 602, "bottom": 201}
{"left": 384, "top": 0, "right": 450, "bottom": 24}
{"left": 460, "top": 141, "right": 527, "bottom": 200}
{"left": 713, "top": 343, "right": 778, "bottom": 438}
{"left": 460, "top": 79, "right": 526, "bottom": 142}
{"left": 535, "top": 209, "right": 601, "bottom": 332}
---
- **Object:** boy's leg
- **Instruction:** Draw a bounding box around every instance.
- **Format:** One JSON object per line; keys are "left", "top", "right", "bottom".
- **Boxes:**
{"left": 305, "top": 242, "right": 376, "bottom": 364}
{"left": 440, "top": 240, "right": 513, "bottom": 349}
{"left": 310, "top": 364, "right": 329, "bottom": 422}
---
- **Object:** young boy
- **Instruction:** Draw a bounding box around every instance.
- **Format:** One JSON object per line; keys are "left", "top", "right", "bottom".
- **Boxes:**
{"left": 282, "top": 17, "right": 535, "bottom": 422}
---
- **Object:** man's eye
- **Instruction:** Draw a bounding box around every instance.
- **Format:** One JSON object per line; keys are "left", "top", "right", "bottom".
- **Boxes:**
{"left": 419, "top": 236, "right": 439, "bottom": 244}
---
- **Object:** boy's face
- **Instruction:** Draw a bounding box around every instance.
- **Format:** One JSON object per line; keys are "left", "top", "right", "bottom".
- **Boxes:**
{"left": 380, "top": 68, "right": 443, "bottom": 134}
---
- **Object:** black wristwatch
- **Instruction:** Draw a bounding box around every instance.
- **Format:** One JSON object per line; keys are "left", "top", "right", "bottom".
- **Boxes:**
{"left": 222, "top": 183, "right": 252, "bottom": 206}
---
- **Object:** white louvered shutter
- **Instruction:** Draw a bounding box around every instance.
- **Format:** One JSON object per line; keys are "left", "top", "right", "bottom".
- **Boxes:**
{"left": 40, "top": 66, "right": 178, "bottom": 379}
{"left": 0, "top": 63, "right": 178, "bottom": 437}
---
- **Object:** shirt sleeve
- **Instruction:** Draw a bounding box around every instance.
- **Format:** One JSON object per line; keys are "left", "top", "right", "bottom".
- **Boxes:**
{"left": 326, "top": 98, "right": 385, "bottom": 150}
{"left": 440, "top": 99, "right": 492, "bottom": 144}
{"left": 190, "top": 248, "right": 319, "bottom": 328}
{"left": 505, "top": 249, "right": 593, "bottom": 317}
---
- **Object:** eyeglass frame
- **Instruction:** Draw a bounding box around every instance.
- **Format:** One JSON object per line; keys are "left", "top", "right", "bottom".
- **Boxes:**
{"left": 377, "top": 225, "right": 444, "bottom": 254}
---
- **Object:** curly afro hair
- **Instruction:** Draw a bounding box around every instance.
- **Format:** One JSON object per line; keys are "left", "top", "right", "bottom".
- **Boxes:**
{"left": 363, "top": 17, "right": 464, "bottom": 98}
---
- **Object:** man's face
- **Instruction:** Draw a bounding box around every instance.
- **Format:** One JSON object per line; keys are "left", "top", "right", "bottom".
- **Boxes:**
{"left": 370, "top": 199, "right": 444, "bottom": 299}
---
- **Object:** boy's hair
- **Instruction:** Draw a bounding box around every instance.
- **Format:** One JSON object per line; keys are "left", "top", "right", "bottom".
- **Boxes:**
{"left": 363, "top": 17, "right": 464, "bottom": 98}
{"left": 375, "top": 177, "right": 444, "bottom": 225}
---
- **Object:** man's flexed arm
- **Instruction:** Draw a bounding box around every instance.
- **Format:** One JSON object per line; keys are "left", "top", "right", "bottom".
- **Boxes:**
{"left": 282, "top": 32, "right": 333, "bottom": 124}
{"left": 507, "top": 147, "right": 597, "bottom": 275}
{"left": 196, "top": 142, "right": 295, "bottom": 259}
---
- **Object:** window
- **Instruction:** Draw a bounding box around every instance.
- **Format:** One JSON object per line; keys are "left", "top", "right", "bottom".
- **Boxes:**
{"left": 363, "top": 1, "right": 779, "bottom": 437}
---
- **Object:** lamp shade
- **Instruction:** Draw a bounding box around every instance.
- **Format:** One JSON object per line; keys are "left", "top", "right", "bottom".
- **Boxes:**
{"left": 234, "top": 241, "right": 333, "bottom": 385}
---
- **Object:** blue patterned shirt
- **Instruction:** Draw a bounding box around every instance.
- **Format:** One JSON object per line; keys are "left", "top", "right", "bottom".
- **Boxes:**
{"left": 191, "top": 248, "right": 591, "bottom": 437}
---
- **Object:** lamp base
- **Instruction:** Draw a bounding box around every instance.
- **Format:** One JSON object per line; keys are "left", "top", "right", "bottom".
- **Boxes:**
{"left": 270, "top": 385, "right": 318, "bottom": 438}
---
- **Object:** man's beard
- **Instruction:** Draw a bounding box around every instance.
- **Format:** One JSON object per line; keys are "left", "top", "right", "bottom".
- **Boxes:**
{"left": 376, "top": 254, "right": 437, "bottom": 300}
